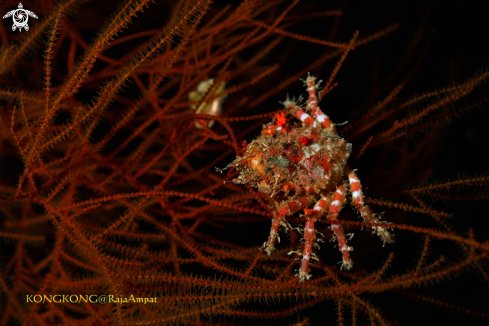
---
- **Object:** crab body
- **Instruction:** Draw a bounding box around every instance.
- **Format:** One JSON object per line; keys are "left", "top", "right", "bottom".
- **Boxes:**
{"left": 233, "top": 117, "right": 350, "bottom": 204}
{"left": 230, "top": 76, "right": 394, "bottom": 281}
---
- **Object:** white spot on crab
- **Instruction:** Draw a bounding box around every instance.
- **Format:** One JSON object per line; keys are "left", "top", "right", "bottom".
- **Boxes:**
{"left": 311, "top": 144, "right": 320, "bottom": 153}
{"left": 251, "top": 157, "right": 261, "bottom": 167}
{"left": 331, "top": 200, "right": 340, "bottom": 207}
{"left": 302, "top": 143, "right": 321, "bottom": 159}
{"left": 352, "top": 191, "right": 360, "bottom": 199}
{"left": 317, "top": 114, "right": 326, "bottom": 122}
{"left": 349, "top": 175, "right": 359, "bottom": 182}
{"left": 300, "top": 113, "right": 309, "bottom": 122}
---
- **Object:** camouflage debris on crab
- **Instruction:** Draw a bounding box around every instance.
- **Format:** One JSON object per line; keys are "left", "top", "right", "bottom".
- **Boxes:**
{"left": 228, "top": 75, "right": 394, "bottom": 282}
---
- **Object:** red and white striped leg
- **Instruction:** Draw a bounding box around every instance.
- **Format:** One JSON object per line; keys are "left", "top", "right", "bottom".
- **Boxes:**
{"left": 264, "top": 196, "right": 316, "bottom": 255}
{"left": 284, "top": 101, "right": 318, "bottom": 128}
{"left": 305, "top": 76, "right": 334, "bottom": 131}
{"left": 348, "top": 172, "right": 394, "bottom": 244}
{"left": 297, "top": 184, "right": 353, "bottom": 280}
{"left": 298, "top": 217, "right": 316, "bottom": 282}
{"left": 303, "top": 196, "right": 330, "bottom": 218}
{"left": 295, "top": 196, "right": 330, "bottom": 281}
{"left": 327, "top": 185, "right": 353, "bottom": 270}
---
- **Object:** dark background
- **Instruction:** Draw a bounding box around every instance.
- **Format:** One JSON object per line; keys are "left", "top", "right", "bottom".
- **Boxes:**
{"left": 220, "top": 1, "right": 489, "bottom": 325}
{"left": 290, "top": 1, "right": 489, "bottom": 325}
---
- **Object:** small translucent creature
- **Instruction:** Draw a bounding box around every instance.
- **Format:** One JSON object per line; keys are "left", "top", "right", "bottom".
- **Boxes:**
{"left": 189, "top": 78, "right": 226, "bottom": 129}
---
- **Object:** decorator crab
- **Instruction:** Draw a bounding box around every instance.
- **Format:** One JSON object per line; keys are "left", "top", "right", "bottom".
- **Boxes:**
{"left": 229, "top": 76, "right": 394, "bottom": 281}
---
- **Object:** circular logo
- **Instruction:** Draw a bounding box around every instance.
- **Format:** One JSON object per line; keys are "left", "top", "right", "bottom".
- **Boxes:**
{"left": 3, "top": 3, "right": 38, "bottom": 32}
{"left": 13, "top": 10, "right": 28, "bottom": 27}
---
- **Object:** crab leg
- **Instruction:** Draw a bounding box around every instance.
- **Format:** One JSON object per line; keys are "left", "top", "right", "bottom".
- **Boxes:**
{"left": 348, "top": 172, "right": 394, "bottom": 244}
{"left": 298, "top": 185, "right": 352, "bottom": 281}
{"left": 297, "top": 196, "right": 330, "bottom": 281}
{"left": 264, "top": 211, "right": 286, "bottom": 255}
{"left": 327, "top": 185, "right": 353, "bottom": 270}
{"left": 284, "top": 101, "right": 318, "bottom": 128}
{"left": 264, "top": 196, "right": 316, "bottom": 255}
{"left": 297, "top": 217, "right": 316, "bottom": 282}
{"left": 305, "top": 76, "right": 334, "bottom": 131}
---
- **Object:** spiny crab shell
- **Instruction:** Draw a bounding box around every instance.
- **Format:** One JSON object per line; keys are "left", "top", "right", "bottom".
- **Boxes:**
{"left": 231, "top": 108, "right": 351, "bottom": 203}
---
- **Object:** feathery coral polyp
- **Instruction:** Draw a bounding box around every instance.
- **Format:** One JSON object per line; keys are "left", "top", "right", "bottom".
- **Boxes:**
{"left": 0, "top": 0, "right": 488, "bottom": 325}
